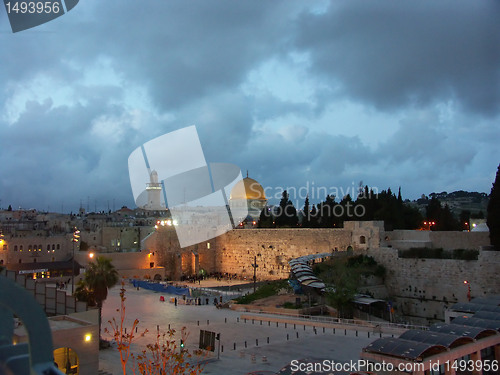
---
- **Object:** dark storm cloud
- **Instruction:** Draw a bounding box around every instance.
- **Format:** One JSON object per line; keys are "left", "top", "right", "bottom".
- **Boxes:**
{"left": 296, "top": 0, "right": 500, "bottom": 116}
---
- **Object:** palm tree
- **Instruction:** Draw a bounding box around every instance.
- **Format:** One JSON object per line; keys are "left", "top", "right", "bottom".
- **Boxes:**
{"left": 83, "top": 256, "right": 119, "bottom": 343}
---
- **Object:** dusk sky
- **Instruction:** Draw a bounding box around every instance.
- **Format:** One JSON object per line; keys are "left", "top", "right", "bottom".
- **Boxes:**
{"left": 1, "top": 0, "right": 499, "bottom": 213}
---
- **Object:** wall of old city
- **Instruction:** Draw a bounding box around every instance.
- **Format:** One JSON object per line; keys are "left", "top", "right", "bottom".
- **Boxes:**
{"left": 75, "top": 251, "right": 164, "bottom": 280}
{"left": 383, "top": 229, "right": 489, "bottom": 250}
{"left": 363, "top": 247, "right": 500, "bottom": 323}
{"left": 211, "top": 228, "right": 354, "bottom": 280}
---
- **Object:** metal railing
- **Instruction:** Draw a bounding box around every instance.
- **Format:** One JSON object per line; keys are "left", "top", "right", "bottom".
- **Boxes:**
{"left": 239, "top": 308, "right": 429, "bottom": 331}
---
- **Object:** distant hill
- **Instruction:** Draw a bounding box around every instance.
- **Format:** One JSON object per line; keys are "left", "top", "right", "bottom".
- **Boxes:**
{"left": 415, "top": 190, "right": 489, "bottom": 217}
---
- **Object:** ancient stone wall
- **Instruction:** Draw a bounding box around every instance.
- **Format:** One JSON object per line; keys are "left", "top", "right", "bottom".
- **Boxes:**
{"left": 210, "top": 228, "right": 353, "bottom": 280}
{"left": 364, "top": 247, "right": 500, "bottom": 323}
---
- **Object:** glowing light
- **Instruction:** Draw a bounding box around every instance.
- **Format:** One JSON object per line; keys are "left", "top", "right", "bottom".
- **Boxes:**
{"left": 84, "top": 334, "right": 92, "bottom": 342}
{"left": 173, "top": 220, "right": 178, "bottom": 226}
{"left": 89, "top": 252, "right": 94, "bottom": 259}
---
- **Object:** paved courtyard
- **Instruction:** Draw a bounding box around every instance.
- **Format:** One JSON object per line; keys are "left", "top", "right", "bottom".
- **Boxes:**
{"left": 99, "top": 283, "right": 379, "bottom": 374}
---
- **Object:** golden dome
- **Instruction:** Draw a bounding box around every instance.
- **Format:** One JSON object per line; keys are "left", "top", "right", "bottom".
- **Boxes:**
{"left": 230, "top": 177, "right": 266, "bottom": 200}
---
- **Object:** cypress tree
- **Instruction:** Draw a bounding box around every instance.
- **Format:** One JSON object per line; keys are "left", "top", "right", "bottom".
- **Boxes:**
{"left": 487, "top": 164, "right": 500, "bottom": 249}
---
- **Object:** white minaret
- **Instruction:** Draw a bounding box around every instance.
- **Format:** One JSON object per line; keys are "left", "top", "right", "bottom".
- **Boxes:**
{"left": 145, "top": 170, "right": 162, "bottom": 210}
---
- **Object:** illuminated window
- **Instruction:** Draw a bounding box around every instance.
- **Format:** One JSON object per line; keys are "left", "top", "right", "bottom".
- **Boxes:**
{"left": 47, "top": 244, "right": 50, "bottom": 250}
{"left": 52, "top": 244, "right": 55, "bottom": 250}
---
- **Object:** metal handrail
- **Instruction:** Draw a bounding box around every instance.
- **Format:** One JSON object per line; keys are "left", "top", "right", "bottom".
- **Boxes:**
{"left": 240, "top": 309, "right": 429, "bottom": 331}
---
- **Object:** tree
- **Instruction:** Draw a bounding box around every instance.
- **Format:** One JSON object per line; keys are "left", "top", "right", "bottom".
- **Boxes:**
{"left": 258, "top": 206, "right": 273, "bottom": 228}
{"left": 487, "top": 163, "right": 500, "bottom": 250}
{"left": 84, "top": 256, "right": 119, "bottom": 343}
{"left": 275, "top": 190, "right": 298, "bottom": 227}
{"left": 301, "top": 196, "right": 310, "bottom": 227}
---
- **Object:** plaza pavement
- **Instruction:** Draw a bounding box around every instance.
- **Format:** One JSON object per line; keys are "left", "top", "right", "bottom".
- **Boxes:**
{"left": 99, "top": 283, "right": 383, "bottom": 375}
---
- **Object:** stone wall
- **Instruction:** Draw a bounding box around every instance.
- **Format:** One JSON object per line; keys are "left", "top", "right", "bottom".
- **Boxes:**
{"left": 75, "top": 251, "right": 165, "bottom": 280}
{"left": 364, "top": 247, "right": 500, "bottom": 323}
{"left": 383, "top": 230, "right": 489, "bottom": 250}
{"left": 212, "top": 228, "right": 353, "bottom": 280}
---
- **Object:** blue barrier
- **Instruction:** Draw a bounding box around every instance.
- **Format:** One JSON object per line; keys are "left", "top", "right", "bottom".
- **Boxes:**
{"left": 130, "top": 280, "right": 190, "bottom": 296}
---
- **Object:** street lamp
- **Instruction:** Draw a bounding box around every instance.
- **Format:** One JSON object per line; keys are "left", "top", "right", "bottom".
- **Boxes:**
{"left": 71, "top": 227, "right": 80, "bottom": 294}
{"left": 464, "top": 280, "right": 471, "bottom": 302}
{"left": 251, "top": 255, "right": 259, "bottom": 293}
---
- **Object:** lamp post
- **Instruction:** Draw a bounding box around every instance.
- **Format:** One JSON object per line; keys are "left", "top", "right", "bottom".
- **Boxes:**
{"left": 71, "top": 227, "right": 80, "bottom": 294}
{"left": 251, "top": 255, "right": 259, "bottom": 293}
{"left": 464, "top": 280, "right": 471, "bottom": 301}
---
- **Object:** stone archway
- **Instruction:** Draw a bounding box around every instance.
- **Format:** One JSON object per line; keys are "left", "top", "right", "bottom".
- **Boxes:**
{"left": 53, "top": 347, "right": 79, "bottom": 374}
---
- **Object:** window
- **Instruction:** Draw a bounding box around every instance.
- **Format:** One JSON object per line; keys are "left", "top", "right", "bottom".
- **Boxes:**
{"left": 150, "top": 262, "right": 154, "bottom": 268}
{"left": 360, "top": 236, "right": 366, "bottom": 244}
{"left": 28, "top": 245, "right": 32, "bottom": 251}
{"left": 56, "top": 244, "right": 60, "bottom": 250}
{"left": 20, "top": 245, "right": 23, "bottom": 251}
{"left": 34, "top": 258, "right": 37, "bottom": 263}
{"left": 39, "top": 245, "right": 42, "bottom": 251}
{"left": 47, "top": 244, "right": 50, "bottom": 250}
{"left": 52, "top": 244, "right": 55, "bottom": 250}
{"left": 19, "top": 259, "right": 22, "bottom": 263}
{"left": 14, "top": 245, "right": 18, "bottom": 251}
{"left": 0, "top": 259, "right": 3, "bottom": 265}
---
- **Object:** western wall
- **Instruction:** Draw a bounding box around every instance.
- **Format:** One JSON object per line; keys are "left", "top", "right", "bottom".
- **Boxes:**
{"left": 141, "top": 221, "right": 494, "bottom": 322}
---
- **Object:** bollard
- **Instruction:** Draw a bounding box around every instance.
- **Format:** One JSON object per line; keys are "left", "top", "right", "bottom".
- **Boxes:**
{"left": 296, "top": 331, "right": 299, "bottom": 338}
{"left": 344, "top": 329, "right": 347, "bottom": 335}
{"left": 260, "top": 320, "right": 262, "bottom": 325}
{"left": 285, "top": 323, "right": 287, "bottom": 328}
{"left": 356, "top": 330, "right": 358, "bottom": 337}
{"left": 294, "top": 324, "right": 296, "bottom": 329}
{"left": 287, "top": 334, "right": 289, "bottom": 341}
{"left": 276, "top": 322, "right": 278, "bottom": 327}
{"left": 256, "top": 339, "right": 258, "bottom": 346}
{"left": 244, "top": 318, "right": 247, "bottom": 324}
{"left": 303, "top": 325, "right": 306, "bottom": 330}
{"left": 168, "top": 324, "right": 170, "bottom": 330}
{"left": 157, "top": 325, "right": 159, "bottom": 332}
{"left": 225, "top": 317, "right": 227, "bottom": 323}
{"left": 314, "top": 329, "right": 317, "bottom": 335}
{"left": 368, "top": 331, "right": 370, "bottom": 338}
{"left": 322, "top": 327, "right": 325, "bottom": 333}
{"left": 197, "top": 321, "right": 199, "bottom": 326}
{"left": 221, "top": 345, "right": 223, "bottom": 353}
{"left": 234, "top": 343, "right": 236, "bottom": 350}
{"left": 379, "top": 333, "right": 382, "bottom": 338}
{"left": 268, "top": 321, "right": 270, "bottom": 326}
{"left": 245, "top": 341, "right": 247, "bottom": 348}
{"left": 207, "top": 320, "right": 209, "bottom": 325}
{"left": 333, "top": 328, "right": 336, "bottom": 334}
{"left": 237, "top": 317, "right": 239, "bottom": 323}
{"left": 267, "top": 337, "right": 269, "bottom": 344}
{"left": 252, "top": 319, "right": 254, "bottom": 324}
{"left": 125, "top": 328, "right": 127, "bottom": 334}
{"left": 136, "top": 327, "right": 138, "bottom": 333}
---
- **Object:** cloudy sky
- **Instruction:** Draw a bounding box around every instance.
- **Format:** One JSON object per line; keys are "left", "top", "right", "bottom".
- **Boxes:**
{"left": 1, "top": 0, "right": 499, "bottom": 212}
